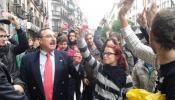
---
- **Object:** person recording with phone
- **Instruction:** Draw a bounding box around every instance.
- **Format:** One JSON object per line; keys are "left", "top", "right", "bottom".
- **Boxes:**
{"left": 69, "top": 46, "right": 84, "bottom": 100}
{"left": 0, "top": 14, "right": 29, "bottom": 92}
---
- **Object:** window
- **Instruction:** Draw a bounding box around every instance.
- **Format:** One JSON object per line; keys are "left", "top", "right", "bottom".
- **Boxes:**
{"left": 52, "top": 19, "right": 58, "bottom": 27}
{"left": 52, "top": 4, "right": 60, "bottom": 11}
{"left": 52, "top": 4, "right": 61, "bottom": 16}
{"left": 52, "top": 19, "right": 61, "bottom": 32}
{"left": 52, "top": 10, "right": 60, "bottom": 16}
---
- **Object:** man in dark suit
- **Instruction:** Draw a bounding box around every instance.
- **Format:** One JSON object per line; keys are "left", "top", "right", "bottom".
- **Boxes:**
{"left": 20, "top": 28, "right": 79, "bottom": 100}
{"left": 0, "top": 61, "right": 28, "bottom": 100}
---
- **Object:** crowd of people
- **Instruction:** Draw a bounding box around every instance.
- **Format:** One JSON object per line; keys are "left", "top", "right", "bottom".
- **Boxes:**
{"left": 0, "top": 0, "right": 175, "bottom": 100}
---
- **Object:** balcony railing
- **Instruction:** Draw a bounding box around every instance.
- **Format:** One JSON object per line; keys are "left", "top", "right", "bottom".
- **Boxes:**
{"left": 40, "top": 1, "right": 44, "bottom": 12}
{"left": 52, "top": 10, "right": 61, "bottom": 16}
{"left": 52, "top": 0, "right": 61, "bottom": 2}
{"left": 13, "top": 6, "right": 26, "bottom": 19}
{"left": 34, "top": 0, "right": 40, "bottom": 6}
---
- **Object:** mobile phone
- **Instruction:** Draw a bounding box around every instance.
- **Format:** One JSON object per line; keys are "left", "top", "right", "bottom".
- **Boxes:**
{"left": 67, "top": 49, "right": 76, "bottom": 57}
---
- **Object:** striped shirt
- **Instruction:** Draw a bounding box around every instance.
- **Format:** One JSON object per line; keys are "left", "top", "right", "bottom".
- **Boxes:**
{"left": 120, "top": 26, "right": 157, "bottom": 69}
{"left": 120, "top": 26, "right": 162, "bottom": 93}
{"left": 77, "top": 38, "right": 133, "bottom": 100}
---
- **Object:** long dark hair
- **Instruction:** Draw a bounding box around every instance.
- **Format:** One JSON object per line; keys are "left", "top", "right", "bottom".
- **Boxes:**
{"left": 67, "top": 30, "right": 77, "bottom": 47}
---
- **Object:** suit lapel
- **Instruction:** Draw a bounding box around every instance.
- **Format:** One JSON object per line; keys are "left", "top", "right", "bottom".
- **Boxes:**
{"left": 32, "top": 51, "right": 45, "bottom": 97}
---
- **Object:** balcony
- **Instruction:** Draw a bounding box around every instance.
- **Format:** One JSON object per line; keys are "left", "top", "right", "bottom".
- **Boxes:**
{"left": 68, "top": 7, "right": 74, "bottom": 12}
{"left": 14, "top": 0, "right": 21, "bottom": 6}
{"left": 52, "top": 0, "right": 61, "bottom": 2}
{"left": 52, "top": 26, "right": 59, "bottom": 32}
{"left": 62, "top": 2, "right": 67, "bottom": 9}
{"left": 13, "top": 6, "right": 26, "bottom": 19}
{"left": 61, "top": 15, "right": 74, "bottom": 26}
{"left": 52, "top": 10, "right": 61, "bottom": 17}
{"left": 40, "top": 1, "right": 44, "bottom": 12}
{"left": 34, "top": 0, "right": 40, "bottom": 6}
{"left": 35, "top": 17, "right": 40, "bottom": 27}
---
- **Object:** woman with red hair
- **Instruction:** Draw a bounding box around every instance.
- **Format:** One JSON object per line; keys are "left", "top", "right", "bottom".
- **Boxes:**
{"left": 76, "top": 29, "right": 133, "bottom": 100}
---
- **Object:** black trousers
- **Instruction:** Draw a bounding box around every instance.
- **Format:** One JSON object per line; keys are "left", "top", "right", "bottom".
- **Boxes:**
{"left": 81, "top": 83, "right": 95, "bottom": 100}
{"left": 68, "top": 78, "right": 82, "bottom": 100}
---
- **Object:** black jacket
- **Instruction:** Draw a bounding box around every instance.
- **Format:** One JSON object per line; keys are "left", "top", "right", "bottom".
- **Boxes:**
{"left": 0, "top": 28, "right": 29, "bottom": 84}
{"left": 0, "top": 61, "right": 28, "bottom": 100}
{"left": 156, "top": 60, "right": 175, "bottom": 100}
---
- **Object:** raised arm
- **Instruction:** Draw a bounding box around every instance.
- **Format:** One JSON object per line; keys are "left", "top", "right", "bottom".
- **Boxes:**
{"left": 13, "top": 28, "right": 29, "bottom": 55}
{"left": 118, "top": 0, "right": 156, "bottom": 66}
{"left": 137, "top": 10, "right": 149, "bottom": 43}
{"left": 76, "top": 28, "right": 101, "bottom": 72}
{"left": 93, "top": 18, "right": 107, "bottom": 51}
{"left": 8, "top": 15, "right": 29, "bottom": 55}
{"left": 94, "top": 26, "right": 104, "bottom": 51}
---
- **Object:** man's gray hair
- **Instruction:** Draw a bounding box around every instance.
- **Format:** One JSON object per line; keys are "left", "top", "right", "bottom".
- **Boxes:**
{"left": 151, "top": 7, "right": 175, "bottom": 49}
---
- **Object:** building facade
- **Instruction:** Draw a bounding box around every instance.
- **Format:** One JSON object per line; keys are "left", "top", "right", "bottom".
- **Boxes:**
{"left": 0, "top": 0, "right": 86, "bottom": 34}
{"left": 0, "top": 0, "right": 48, "bottom": 36}
{"left": 129, "top": 0, "right": 174, "bottom": 27}
{"left": 48, "top": 0, "right": 85, "bottom": 33}
{"left": 107, "top": 2, "right": 119, "bottom": 29}
{"left": 155, "top": 0, "right": 174, "bottom": 8}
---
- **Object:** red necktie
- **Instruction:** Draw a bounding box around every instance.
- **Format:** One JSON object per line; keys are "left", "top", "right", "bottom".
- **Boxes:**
{"left": 44, "top": 53, "right": 53, "bottom": 100}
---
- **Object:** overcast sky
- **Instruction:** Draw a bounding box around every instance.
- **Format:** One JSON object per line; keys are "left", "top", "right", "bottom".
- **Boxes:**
{"left": 76, "top": 0, "right": 115, "bottom": 29}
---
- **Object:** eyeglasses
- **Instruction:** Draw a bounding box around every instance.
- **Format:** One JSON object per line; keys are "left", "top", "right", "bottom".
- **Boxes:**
{"left": 102, "top": 52, "right": 116, "bottom": 56}
{"left": 41, "top": 34, "right": 57, "bottom": 38}
{"left": 0, "top": 35, "right": 10, "bottom": 38}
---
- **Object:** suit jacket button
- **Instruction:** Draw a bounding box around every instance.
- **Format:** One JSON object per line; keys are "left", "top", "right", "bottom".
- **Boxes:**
{"left": 62, "top": 81, "right": 64, "bottom": 84}
{"left": 33, "top": 87, "right": 36, "bottom": 89}
{"left": 69, "top": 74, "right": 71, "bottom": 78}
{"left": 60, "top": 92, "right": 63, "bottom": 95}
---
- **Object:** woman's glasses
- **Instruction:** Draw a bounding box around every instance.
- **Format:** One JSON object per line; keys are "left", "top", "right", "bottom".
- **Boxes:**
{"left": 102, "top": 52, "right": 117, "bottom": 56}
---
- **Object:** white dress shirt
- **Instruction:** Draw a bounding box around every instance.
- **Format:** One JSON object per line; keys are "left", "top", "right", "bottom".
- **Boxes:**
{"left": 40, "top": 50, "right": 55, "bottom": 83}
